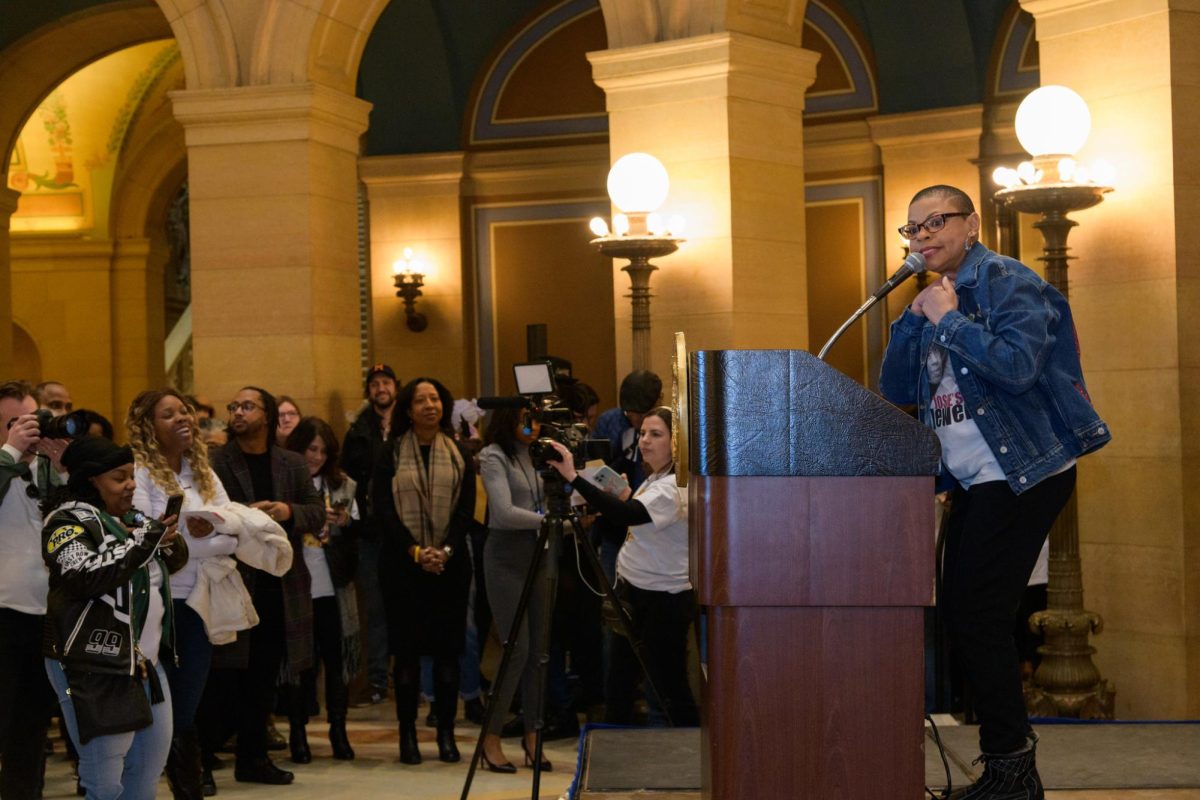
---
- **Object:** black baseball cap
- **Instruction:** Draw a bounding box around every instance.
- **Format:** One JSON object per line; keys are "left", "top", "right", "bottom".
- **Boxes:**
{"left": 365, "top": 364, "right": 398, "bottom": 392}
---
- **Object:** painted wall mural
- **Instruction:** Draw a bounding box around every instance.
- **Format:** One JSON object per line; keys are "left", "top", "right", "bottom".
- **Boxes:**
{"left": 7, "top": 40, "right": 178, "bottom": 234}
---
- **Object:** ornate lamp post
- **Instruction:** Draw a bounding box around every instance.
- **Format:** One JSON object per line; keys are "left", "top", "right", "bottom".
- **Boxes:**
{"left": 589, "top": 153, "right": 685, "bottom": 371}
{"left": 993, "top": 85, "right": 1115, "bottom": 718}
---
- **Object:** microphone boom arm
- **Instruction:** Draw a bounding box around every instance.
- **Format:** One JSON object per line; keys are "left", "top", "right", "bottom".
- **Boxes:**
{"left": 816, "top": 251, "right": 926, "bottom": 362}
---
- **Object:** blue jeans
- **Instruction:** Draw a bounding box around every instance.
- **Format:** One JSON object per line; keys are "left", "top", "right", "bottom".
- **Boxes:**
{"left": 46, "top": 658, "right": 173, "bottom": 800}
{"left": 161, "top": 601, "right": 211, "bottom": 734}
{"left": 358, "top": 536, "right": 390, "bottom": 691}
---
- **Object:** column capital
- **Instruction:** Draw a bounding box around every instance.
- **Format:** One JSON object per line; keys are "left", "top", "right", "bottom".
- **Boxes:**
{"left": 599, "top": 0, "right": 807, "bottom": 49}
{"left": 169, "top": 82, "right": 371, "bottom": 153}
{"left": 589, "top": 31, "right": 820, "bottom": 111}
{"left": 1021, "top": 0, "right": 1193, "bottom": 39}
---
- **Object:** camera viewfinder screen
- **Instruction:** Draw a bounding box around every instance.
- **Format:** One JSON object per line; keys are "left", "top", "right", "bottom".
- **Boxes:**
{"left": 514, "top": 362, "right": 555, "bottom": 395}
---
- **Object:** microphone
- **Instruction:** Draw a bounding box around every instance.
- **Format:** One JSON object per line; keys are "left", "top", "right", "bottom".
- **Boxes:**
{"left": 476, "top": 396, "right": 531, "bottom": 410}
{"left": 817, "top": 252, "right": 927, "bottom": 361}
{"left": 869, "top": 251, "right": 926, "bottom": 303}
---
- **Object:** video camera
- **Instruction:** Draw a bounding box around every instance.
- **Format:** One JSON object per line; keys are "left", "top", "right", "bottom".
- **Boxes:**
{"left": 478, "top": 361, "right": 609, "bottom": 472}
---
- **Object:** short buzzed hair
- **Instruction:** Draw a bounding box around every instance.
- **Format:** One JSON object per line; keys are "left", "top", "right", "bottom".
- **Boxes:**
{"left": 33, "top": 380, "right": 64, "bottom": 404}
{"left": 910, "top": 185, "right": 975, "bottom": 214}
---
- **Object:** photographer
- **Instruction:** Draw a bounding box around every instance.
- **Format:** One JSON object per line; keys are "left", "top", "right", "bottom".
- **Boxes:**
{"left": 42, "top": 436, "right": 188, "bottom": 800}
{"left": 477, "top": 405, "right": 550, "bottom": 773}
{"left": 0, "top": 380, "right": 65, "bottom": 798}
{"left": 545, "top": 407, "right": 698, "bottom": 727}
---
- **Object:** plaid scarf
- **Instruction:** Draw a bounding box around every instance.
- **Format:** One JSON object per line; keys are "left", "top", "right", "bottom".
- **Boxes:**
{"left": 392, "top": 430, "right": 464, "bottom": 548}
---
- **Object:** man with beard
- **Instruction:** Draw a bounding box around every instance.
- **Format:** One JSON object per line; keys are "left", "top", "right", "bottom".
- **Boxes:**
{"left": 341, "top": 364, "right": 400, "bottom": 703}
{"left": 209, "top": 386, "right": 325, "bottom": 785}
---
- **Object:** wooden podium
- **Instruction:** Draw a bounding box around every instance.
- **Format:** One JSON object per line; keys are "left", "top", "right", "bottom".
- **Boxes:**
{"left": 686, "top": 349, "right": 940, "bottom": 799}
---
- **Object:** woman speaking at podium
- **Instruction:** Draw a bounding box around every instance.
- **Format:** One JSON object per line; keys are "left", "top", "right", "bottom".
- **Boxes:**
{"left": 880, "top": 185, "right": 1110, "bottom": 800}
{"left": 546, "top": 406, "right": 698, "bottom": 728}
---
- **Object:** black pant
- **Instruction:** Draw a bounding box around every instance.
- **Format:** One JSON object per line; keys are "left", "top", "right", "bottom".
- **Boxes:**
{"left": 941, "top": 468, "right": 1075, "bottom": 754}
{"left": 0, "top": 608, "right": 52, "bottom": 799}
{"left": 606, "top": 581, "right": 699, "bottom": 727}
{"left": 291, "top": 596, "right": 347, "bottom": 725}
{"left": 236, "top": 575, "right": 286, "bottom": 762}
{"left": 394, "top": 655, "right": 458, "bottom": 731}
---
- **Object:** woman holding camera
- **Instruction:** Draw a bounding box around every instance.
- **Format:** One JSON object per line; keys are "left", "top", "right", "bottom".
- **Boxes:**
{"left": 477, "top": 405, "right": 551, "bottom": 772}
{"left": 379, "top": 377, "right": 475, "bottom": 765}
{"left": 546, "top": 407, "right": 698, "bottom": 727}
{"left": 42, "top": 436, "right": 188, "bottom": 800}
{"left": 282, "top": 416, "right": 358, "bottom": 763}
{"left": 127, "top": 388, "right": 234, "bottom": 800}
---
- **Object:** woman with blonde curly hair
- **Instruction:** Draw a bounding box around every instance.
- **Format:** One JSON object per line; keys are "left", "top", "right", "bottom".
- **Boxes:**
{"left": 128, "top": 388, "right": 235, "bottom": 800}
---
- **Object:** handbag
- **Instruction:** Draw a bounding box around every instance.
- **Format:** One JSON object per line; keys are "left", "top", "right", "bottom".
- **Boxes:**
{"left": 63, "top": 667, "right": 153, "bottom": 744}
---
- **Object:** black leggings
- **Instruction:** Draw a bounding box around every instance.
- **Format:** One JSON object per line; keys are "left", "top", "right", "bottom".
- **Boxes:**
{"left": 941, "top": 467, "right": 1075, "bottom": 754}
{"left": 394, "top": 654, "right": 459, "bottom": 731}
{"left": 290, "top": 596, "right": 347, "bottom": 725}
{"left": 606, "top": 581, "right": 698, "bottom": 727}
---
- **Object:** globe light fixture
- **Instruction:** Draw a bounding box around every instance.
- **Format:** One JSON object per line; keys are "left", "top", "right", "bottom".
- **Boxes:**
{"left": 588, "top": 153, "right": 686, "bottom": 371}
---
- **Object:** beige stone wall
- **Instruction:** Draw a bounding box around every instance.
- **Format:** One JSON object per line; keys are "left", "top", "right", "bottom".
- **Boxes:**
{"left": 1023, "top": 0, "right": 1200, "bottom": 717}
{"left": 10, "top": 239, "right": 118, "bottom": 424}
{"left": 360, "top": 152, "right": 470, "bottom": 401}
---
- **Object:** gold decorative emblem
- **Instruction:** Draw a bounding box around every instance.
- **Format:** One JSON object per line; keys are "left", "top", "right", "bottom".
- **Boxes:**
{"left": 672, "top": 331, "right": 690, "bottom": 488}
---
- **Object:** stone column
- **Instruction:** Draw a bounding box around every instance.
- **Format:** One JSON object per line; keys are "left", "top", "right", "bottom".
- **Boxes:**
{"left": 0, "top": 187, "right": 18, "bottom": 379}
{"left": 171, "top": 83, "right": 371, "bottom": 431}
{"left": 590, "top": 33, "right": 819, "bottom": 382}
{"left": 1021, "top": 0, "right": 1200, "bottom": 717}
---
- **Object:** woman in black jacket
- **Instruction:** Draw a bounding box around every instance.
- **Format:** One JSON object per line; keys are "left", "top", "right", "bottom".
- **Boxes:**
{"left": 378, "top": 377, "right": 475, "bottom": 765}
{"left": 42, "top": 436, "right": 186, "bottom": 800}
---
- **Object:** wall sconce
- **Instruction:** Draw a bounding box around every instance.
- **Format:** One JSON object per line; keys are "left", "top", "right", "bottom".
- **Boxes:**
{"left": 588, "top": 153, "right": 686, "bottom": 371}
{"left": 991, "top": 83, "right": 1114, "bottom": 720}
{"left": 392, "top": 247, "right": 428, "bottom": 332}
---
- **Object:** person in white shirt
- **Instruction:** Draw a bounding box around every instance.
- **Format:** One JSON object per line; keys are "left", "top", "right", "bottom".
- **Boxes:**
{"left": 546, "top": 407, "right": 698, "bottom": 727}
{"left": 128, "top": 388, "right": 235, "bottom": 800}
{"left": 0, "top": 380, "right": 66, "bottom": 798}
{"left": 283, "top": 416, "right": 359, "bottom": 764}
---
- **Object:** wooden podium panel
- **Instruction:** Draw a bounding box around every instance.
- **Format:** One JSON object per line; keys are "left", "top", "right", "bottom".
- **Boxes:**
{"left": 691, "top": 476, "right": 934, "bottom": 608}
{"left": 702, "top": 606, "right": 925, "bottom": 799}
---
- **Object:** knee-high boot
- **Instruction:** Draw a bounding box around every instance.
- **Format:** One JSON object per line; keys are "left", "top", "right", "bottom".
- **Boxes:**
{"left": 166, "top": 727, "right": 206, "bottom": 800}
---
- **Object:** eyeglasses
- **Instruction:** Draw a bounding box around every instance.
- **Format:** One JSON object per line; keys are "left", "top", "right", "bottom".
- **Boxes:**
{"left": 898, "top": 212, "right": 971, "bottom": 240}
{"left": 278, "top": 410, "right": 300, "bottom": 419}
{"left": 226, "top": 401, "right": 264, "bottom": 414}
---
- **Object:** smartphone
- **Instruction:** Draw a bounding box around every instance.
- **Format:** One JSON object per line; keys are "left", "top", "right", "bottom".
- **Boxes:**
{"left": 592, "top": 465, "right": 629, "bottom": 494}
{"left": 162, "top": 495, "right": 184, "bottom": 521}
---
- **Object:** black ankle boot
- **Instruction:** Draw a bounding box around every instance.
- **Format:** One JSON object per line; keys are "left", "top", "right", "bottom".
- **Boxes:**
{"left": 948, "top": 738, "right": 1043, "bottom": 800}
{"left": 166, "top": 728, "right": 206, "bottom": 800}
{"left": 289, "top": 723, "right": 312, "bottom": 764}
{"left": 436, "top": 727, "right": 460, "bottom": 763}
{"left": 399, "top": 722, "right": 421, "bottom": 764}
{"left": 329, "top": 717, "right": 355, "bottom": 761}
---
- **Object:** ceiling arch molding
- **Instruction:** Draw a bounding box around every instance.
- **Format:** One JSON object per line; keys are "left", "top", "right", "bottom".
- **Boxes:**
{"left": 802, "top": 0, "right": 877, "bottom": 120}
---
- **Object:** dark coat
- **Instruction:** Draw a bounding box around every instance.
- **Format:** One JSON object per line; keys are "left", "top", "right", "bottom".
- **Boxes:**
{"left": 209, "top": 441, "right": 325, "bottom": 672}
{"left": 341, "top": 405, "right": 397, "bottom": 539}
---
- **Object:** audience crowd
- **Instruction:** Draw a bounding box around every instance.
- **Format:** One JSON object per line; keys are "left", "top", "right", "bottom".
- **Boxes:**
{"left": 0, "top": 362, "right": 690, "bottom": 800}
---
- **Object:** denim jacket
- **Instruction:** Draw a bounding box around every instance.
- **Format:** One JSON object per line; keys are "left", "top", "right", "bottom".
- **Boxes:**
{"left": 879, "top": 243, "right": 1110, "bottom": 494}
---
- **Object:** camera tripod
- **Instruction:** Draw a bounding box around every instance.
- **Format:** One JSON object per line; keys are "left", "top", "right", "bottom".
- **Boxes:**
{"left": 459, "top": 465, "right": 670, "bottom": 800}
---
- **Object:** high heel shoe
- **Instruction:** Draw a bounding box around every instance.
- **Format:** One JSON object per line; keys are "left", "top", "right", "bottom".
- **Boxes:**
{"left": 522, "top": 739, "right": 552, "bottom": 771}
{"left": 478, "top": 750, "right": 517, "bottom": 774}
